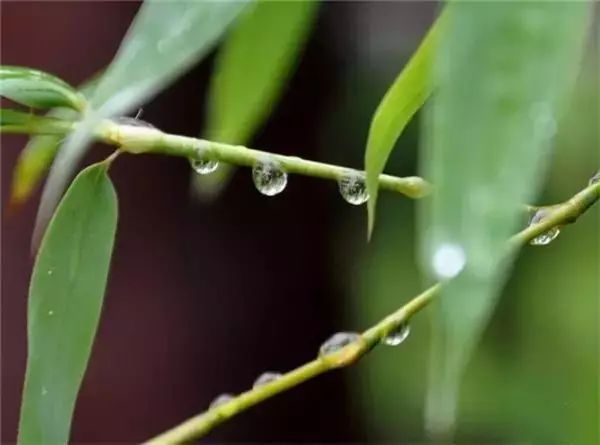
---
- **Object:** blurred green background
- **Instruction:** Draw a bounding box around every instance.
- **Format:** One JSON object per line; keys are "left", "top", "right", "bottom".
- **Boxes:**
{"left": 326, "top": 26, "right": 598, "bottom": 444}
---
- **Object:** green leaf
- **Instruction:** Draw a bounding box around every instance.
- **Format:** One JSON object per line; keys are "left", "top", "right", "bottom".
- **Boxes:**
{"left": 364, "top": 13, "right": 444, "bottom": 237}
{"left": 34, "top": 0, "right": 249, "bottom": 249}
{"left": 194, "top": 0, "right": 318, "bottom": 200}
{"left": 421, "top": 2, "right": 590, "bottom": 437}
{"left": 18, "top": 162, "right": 118, "bottom": 445}
{"left": 1, "top": 108, "right": 32, "bottom": 126}
{"left": 10, "top": 131, "right": 63, "bottom": 206}
{"left": 91, "top": 0, "right": 250, "bottom": 115}
{"left": 0, "top": 66, "right": 85, "bottom": 111}
{"left": 0, "top": 108, "right": 73, "bottom": 135}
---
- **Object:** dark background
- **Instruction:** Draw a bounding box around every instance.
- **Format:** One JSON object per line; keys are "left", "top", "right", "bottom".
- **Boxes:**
{"left": 1, "top": 2, "right": 598, "bottom": 444}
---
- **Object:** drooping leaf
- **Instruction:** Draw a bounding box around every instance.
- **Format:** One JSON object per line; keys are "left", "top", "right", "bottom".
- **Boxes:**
{"left": 34, "top": 0, "right": 249, "bottom": 249}
{"left": 0, "top": 66, "right": 85, "bottom": 111}
{"left": 18, "top": 162, "right": 118, "bottom": 445}
{"left": 194, "top": 0, "right": 318, "bottom": 200}
{"left": 421, "top": 2, "right": 590, "bottom": 437}
{"left": 364, "top": 13, "right": 444, "bottom": 237}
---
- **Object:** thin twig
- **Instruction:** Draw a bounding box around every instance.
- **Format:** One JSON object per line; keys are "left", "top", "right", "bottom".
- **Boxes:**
{"left": 96, "top": 120, "right": 433, "bottom": 199}
{"left": 144, "top": 181, "right": 600, "bottom": 444}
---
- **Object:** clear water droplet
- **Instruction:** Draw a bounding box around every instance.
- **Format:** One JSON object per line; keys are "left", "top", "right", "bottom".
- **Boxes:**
{"left": 382, "top": 323, "right": 411, "bottom": 346}
{"left": 338, "top": 172, "right": 369, "bottom": 205}
{"left": 319, "top": 332, "right": 361, "bottom": 357}
{"left": 209, "top": 393, "right": 234, "bottom": 409}
{"left": 48, "top": 310, "right": 54, "bottom": 316}
{"left": 190, "top": 158, "right": 219, "bottom": 175}
{"left": 253, "top": 371, "right": 282, "bottom": 388}
{"left": 252, "top": 159, "right": 287, "bottom": 196}
{"left": 589, "top": 171, "right": 600, "bottom": 186}
{"left": 41, "top": 387, "right": 48, "bottom": 396}
{"left": 432, "top": 243, "right": 466, "bottom": 279}
{"left": 528, "top": 208, "right": 561, "bottom": 246}
{"left": 47, "top": 269, "right": 53, "bottom": 276}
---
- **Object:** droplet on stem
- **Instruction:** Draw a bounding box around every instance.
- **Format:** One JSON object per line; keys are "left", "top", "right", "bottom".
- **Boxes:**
{"left": 253, "top": 371, "right": 282, "bottom": 388}
{"left": 190, "top": 158, "right": 219, "bottom": 175}
{"left": 431, "top": 243, "right": 466, "bottom": 279}
{"left": 209, "top": 393, "right": 234, "bottom": 409}
{"left": 528, "top": 208, "right": 560, "bottom": 246}
{"left": 319, "top": 332, "right": 361, "bottom": 357}
{"left": 382, "top": 322, "right": 411, "bottom": 346}
{"left": 252, "top": 159, "right": 288, "bottom": 196}
{"left": 338, "top": 171, "right": 369, "bottom": 205}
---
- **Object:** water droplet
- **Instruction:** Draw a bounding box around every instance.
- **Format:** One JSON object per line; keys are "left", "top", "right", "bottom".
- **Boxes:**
{"left": 338, "top": 172, "right": 369, "bottom": 205}
{"left": 432, "top": 243, "right": 466, "bottom": 279}
{"left": 47, "top": 269, "right": 53, "bottom": 276}
{"left": 253, "top": 371, "right": 282, "bottom": 388}
{"left": 528, "top": 208, "right": 561, "bottom": 246}
{"left": 252, "top": 159, "right": 287, "bottom": 196}
{"left": 382, "top": 323, "right": 411, "bottom": 346}
{"left": 589, "top": 171, "right": 600, "bottom": 186}
{"left": 190, "top": 158, "right": 219, "bottom": 175}
{"left": 209, "top": 393, "right": 234, "bottom": 409}
{"left": 41, "top": 387, "right": 48, "bottom": 396}
{"left": 319, "top": 332, "right": 361, "bottom": 357}
{"left": 48, "top": 310, "right": 54, "bottom": 316}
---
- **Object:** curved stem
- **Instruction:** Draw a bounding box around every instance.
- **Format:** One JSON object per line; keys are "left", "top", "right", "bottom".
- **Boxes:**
{"left": 144, "top": 181, "right": 599, "bottom": 445}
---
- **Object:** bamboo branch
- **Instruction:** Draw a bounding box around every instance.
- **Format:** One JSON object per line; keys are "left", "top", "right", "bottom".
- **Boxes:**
{"left": 144, "top": 180, "right": 600, "bottom": 444}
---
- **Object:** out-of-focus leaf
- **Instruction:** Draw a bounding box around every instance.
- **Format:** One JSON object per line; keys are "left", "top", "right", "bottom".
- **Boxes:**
{"left": 18, "top": 162, "right": 118, "bottom": 445}
{"left": 421, "top": 2, "right": 590, "bottom": 437}
{"left": 0, "top": 66, "right": 85, "bottom": 111}
{"left": 364, "top": 13, "right": 444, "bottom": 237}
{"left": 0, "top": 108, "right": 73, "bottom": 135}
{"left": 34, "top": 0, "right": 249, "bottom": 249}
{"left": 194, "top": 0, "right": 318, "bottom": 200}
{"left": 91, "top": 0, "right": 250, "bottom": 115}
{"left": 1, "top": 108, "right": 32, "bottom": 126}
{"left": 10, "top": 78, "right": 97, "bottom": 207}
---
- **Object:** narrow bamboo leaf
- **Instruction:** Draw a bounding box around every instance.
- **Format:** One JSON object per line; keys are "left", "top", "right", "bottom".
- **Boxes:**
{"left": 91, "top": 0, "right": 250, "bottom": 115}
{"left": 0, "top": 108, "right": 73, "bottom": 135}
{"left": 421, "top": 2, "right": 590, "bottom": 436}
{"left": 1, "top": 108, "right": 32, "bottom": 126}
{"left": 194, "top": 0, "right": 318, "bottom": 200}
{"left": 34, "top": 0, "right": 249, "bottom": 249}
{"left": 18, "top": 162, "right": 118, "bottom": 445}
{"left": 11, "top": 133, "right": 63, "bottom": 206}
{"left": 364, "top": 13, "right": 444, "bottom": 237}
{"left": 0, "top": 66, "right": 85, "bottom": 111}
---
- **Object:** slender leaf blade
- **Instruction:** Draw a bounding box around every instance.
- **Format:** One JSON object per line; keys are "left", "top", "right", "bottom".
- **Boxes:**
{"left": 364, "top": 13, "right": 444, "bottom": 237}
{"left": 0, "top": 66, "right": 85, "bottom": 111}
{"left": 206, "top": 0, "right": 317, "bottom": 143}
{"left": 194, "top": 0, "right": 318, "bottom": 200}
{"left": 18, "top": 162, "right": 118, "bottom": 445}
{"left": 421, "top": 2, "right": 590, "bottom": 436}
{"left": 91, "top": 0, "right": 250, "bottom": 115}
